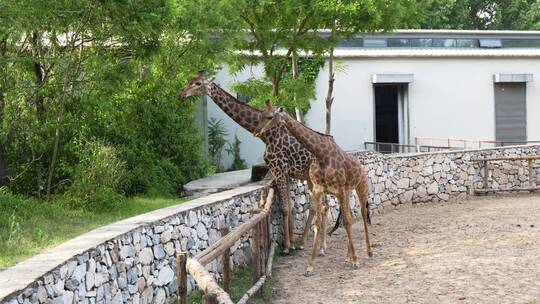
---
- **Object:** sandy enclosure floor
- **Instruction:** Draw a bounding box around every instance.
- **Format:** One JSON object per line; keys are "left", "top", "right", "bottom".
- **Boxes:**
{"left": 270, "top": 194, "right": 540, "bottom": 304}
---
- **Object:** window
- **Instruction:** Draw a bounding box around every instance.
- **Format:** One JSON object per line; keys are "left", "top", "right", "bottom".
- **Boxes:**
{"left": 479, "top": 39, "right": 502, "bottom": 48}
{"left": 338, "top": 38, "right": 363, "bottom": 47}
{"left": 501, "top": 39, "right": 540, "bottom": 48}
{"left": 433, "top": 38, "right": 456, "bottom": 47}
{"left": 364, "top": 39, "right": 387, "bottom": 48}
{"left": 456, "top": 39, "right": 479, "bottom": 48}
{"left": 387, "top": 38, "right": 410, "bottom": 47}
{"left": 410, "top": 38, "right": 433, "bottom": 47}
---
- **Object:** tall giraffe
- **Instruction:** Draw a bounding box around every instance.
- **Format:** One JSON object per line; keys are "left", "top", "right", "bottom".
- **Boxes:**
{"left": 180, "top": 71, "right": 326, "bottom": 254}
{"left": 255, "top": 101, "right": 372, "bottom": 276}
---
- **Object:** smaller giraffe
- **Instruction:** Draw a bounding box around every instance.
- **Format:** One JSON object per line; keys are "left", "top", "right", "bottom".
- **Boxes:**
{"left": 255, "top": 101, "right": 372, "bottom": 276}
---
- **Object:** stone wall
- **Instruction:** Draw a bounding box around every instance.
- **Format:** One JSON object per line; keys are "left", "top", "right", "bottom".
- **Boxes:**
{"left": 0, "top": 185, "right": 280, "bottom": 304}
{"left": 2, "top": 145, "right": 539, "bottom": 304}
{"left": 288, "top": 145, "right": 540, "bottom": 232}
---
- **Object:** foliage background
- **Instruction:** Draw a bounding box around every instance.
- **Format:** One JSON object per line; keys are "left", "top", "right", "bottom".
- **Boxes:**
{"left": 0, "top": 0, "right": 538, "bottom": 204}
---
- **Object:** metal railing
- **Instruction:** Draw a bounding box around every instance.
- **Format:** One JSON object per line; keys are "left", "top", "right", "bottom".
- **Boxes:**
{"left": 364, "top": 141, "right": 453, "bottom": 154}
{"left": 415, "top": 136, "right": 540, "bottom": 149}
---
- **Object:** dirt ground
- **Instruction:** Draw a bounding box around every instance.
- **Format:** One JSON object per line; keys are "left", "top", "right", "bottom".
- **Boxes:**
{"left": 270, "top": 194, "right": 540, "bottom": 304}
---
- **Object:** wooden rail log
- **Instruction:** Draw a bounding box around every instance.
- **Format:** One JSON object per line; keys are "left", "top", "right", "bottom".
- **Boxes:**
{"left": 196, "top": 188, "right": 275, "bottom": 266}
{"left": 236, "top": 242, "right": 276, "bottom": 304}
{"left": 186, "top": 258, "right": 234, "bottom": 304}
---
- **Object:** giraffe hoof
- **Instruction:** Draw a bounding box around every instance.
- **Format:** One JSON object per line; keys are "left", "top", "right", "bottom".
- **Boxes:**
{"left": 353, "top": 263, "right": 362, "bottom": 270}
{"left": 303, "top": 267, "right": 314, "bottom": 277}
{"left": 282, "top": 248, "right": 290, "bottom": 255}
{"left": 299, "top": 245, "right": 305, "bottom": 250}
{"left": 344, "top": 260, "right": 352, "bottom": 267}
{"left": 318, "top": 250, "right": 326, "bottom": 257}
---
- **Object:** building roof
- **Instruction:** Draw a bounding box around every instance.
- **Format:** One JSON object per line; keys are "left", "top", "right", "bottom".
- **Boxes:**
{"left": 240, "top": 29, "right": 540, "bottom": 58}
{"left": 334, "top": 29, "right": 540, "bottom": 58}
{"left": 332, "top": 48, "right": 540, "bottom": 58}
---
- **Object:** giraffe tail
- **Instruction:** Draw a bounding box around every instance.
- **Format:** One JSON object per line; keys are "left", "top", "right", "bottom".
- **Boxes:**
{"left": 328, "top": 209, "right": 341, "bottom": 236}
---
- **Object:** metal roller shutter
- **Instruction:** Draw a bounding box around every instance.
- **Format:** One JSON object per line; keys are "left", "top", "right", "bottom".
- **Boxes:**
{"left": 495, "top": 83, "right": 527, "bottom": 144}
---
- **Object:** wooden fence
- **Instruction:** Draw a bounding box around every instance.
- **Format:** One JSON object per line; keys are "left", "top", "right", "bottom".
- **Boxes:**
{"left": 472, "top": 156, "right": 540, "bottom": 194}
{"left": 175, "top": 187, "right": 276, "bottom": 304}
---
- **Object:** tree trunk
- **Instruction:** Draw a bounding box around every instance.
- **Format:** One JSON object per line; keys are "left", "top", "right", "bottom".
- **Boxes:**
{"left": 0, "top": 79, "right": 9, "bottom": 186}
{"left": 46, "top": 100, "right": 64, "bottom": 198}
{"left": 46, "top": 70, "right": 70, "bottom": 198}
{"left": 292, "top": 52, "right": 303, "bottom": 122}
{"left": 325, "top": 47, "right": 335, "bottom": 135}
{"left": 31, "top": 33, "right": 46, "bottom": 125}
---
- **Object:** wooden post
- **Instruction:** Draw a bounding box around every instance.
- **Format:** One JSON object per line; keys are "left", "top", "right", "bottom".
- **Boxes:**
{"left": 220, "top": 228, "right": 231, "bottom": 293}
{"left": 528, "top": 159, "right": 534, "bottom": 187}
{"left": 177, "top": 252, "right": 187, "bottom": 304}
{"left": 259, "top": 217, "right": 264, "bottom": 277}
{"left": 251, "top": 222, "right": 261, "bottom": 294}
{"left": 483, "top": 160, "right": 489, "bottom": 192}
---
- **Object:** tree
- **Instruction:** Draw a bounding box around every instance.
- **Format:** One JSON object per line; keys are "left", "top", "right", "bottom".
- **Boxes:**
{"left": 0, "top": 0, "right": 236, "bottom": 198}
{"left": 313, "top": 0, "right": 420, "bottom": 134}
{"left": 416, "top": 0, "right": 537, "bottom": 30}
{"left": 227, "top": 0, "right": 419, "bottom": 122}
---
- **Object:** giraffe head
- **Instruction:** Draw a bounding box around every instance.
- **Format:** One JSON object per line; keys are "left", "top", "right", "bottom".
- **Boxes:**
{"left": 180, "top": 70, "right": 215, "bottom": 99}
{"left": 254, "top": 100, "right": 284, "bottom": 137}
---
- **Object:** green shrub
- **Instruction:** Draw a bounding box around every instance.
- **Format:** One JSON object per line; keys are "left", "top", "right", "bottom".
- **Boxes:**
{"left": 62, "top": 141, "right": 126, "bottom": 212}
{"left": 226, "top": 134, "right": 247, "bottom": 171}
{"left": 207, "top": 118, "right": 228, "bottom": 171}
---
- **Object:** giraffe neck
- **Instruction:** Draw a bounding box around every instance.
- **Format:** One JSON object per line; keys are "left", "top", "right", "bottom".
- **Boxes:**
{"left": 207, "top": 83, "right": 261, "bottom": 133}
{"left": 281, "top": 113, "right": 335, "bottom": 159}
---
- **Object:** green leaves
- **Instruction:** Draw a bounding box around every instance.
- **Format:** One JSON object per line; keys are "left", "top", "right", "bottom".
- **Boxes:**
{"left": 415, "top": 0, "right": 538, "bottom": 30}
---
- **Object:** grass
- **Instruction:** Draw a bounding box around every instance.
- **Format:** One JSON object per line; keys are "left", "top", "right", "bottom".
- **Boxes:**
{"left": 0, "top": 191, "right": 189, "bottom": 270}
{"left": 187, "top": 265, "right": 274, "bottom": 304}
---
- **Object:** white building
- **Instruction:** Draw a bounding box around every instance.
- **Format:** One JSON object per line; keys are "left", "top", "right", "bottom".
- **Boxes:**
{"left": 197, "top": 30, "right": 540, "bottom": 168}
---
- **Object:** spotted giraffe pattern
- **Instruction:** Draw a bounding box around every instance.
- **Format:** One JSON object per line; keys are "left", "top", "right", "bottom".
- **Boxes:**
{"left": 180, "top": 71, "right": 316, "bottom": 253}
{"left": 255, "top": 101, "right": 372, "bottom": 276}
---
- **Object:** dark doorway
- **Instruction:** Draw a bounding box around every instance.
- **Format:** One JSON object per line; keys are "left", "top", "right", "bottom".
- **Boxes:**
{"left": 375, "top": 85, "right": 399, "bottom": 144}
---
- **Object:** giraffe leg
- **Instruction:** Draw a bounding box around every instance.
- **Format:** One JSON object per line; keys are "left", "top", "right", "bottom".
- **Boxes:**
{"left": 289, "top": 201, "right": 296, "bottom": 250}
{"left": 340, "top": 190, "right": 360, "bottom": 269}
{"left": 300, "top": 201, "right": 316, "bottom": 250}
{"left": 305, "top": 185, "right": 323, "bottom": 276}
{"left": 319, "top": 202, "right": 328, "bottom": 256}
{"left": 276, "top": 178, "right": 292, "bottom": 254}
{"left": 356, "top": 177, "right": 373, "bottom": 257}
{"left": 299, "top": 181, "right": 314, "bottom": 250}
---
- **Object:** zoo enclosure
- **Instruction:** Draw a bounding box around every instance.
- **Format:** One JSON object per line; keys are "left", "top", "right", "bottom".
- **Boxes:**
{"left": 365, "top": 137, "right": 540, "bottom": 154}
{"left": 473, "top": 155, "right": 540, "bottom": 194}
{"left": 176, "top": 188, "right": 276, "bottom": 304}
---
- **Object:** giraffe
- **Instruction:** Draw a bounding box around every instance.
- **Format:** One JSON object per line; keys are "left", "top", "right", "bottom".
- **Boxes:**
{"left": 180, "top": 70, "right": 329, "bottom": 254}
{"left": 255, "top": 100, "right": 372, "bottom": 276}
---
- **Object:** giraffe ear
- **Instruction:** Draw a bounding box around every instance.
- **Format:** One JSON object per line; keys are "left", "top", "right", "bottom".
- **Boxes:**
{"left": 277, "top": 107, "right": 284, "bottom": 113}
{"left": 264, "top": 99, "right": 272, "bottom": 111}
